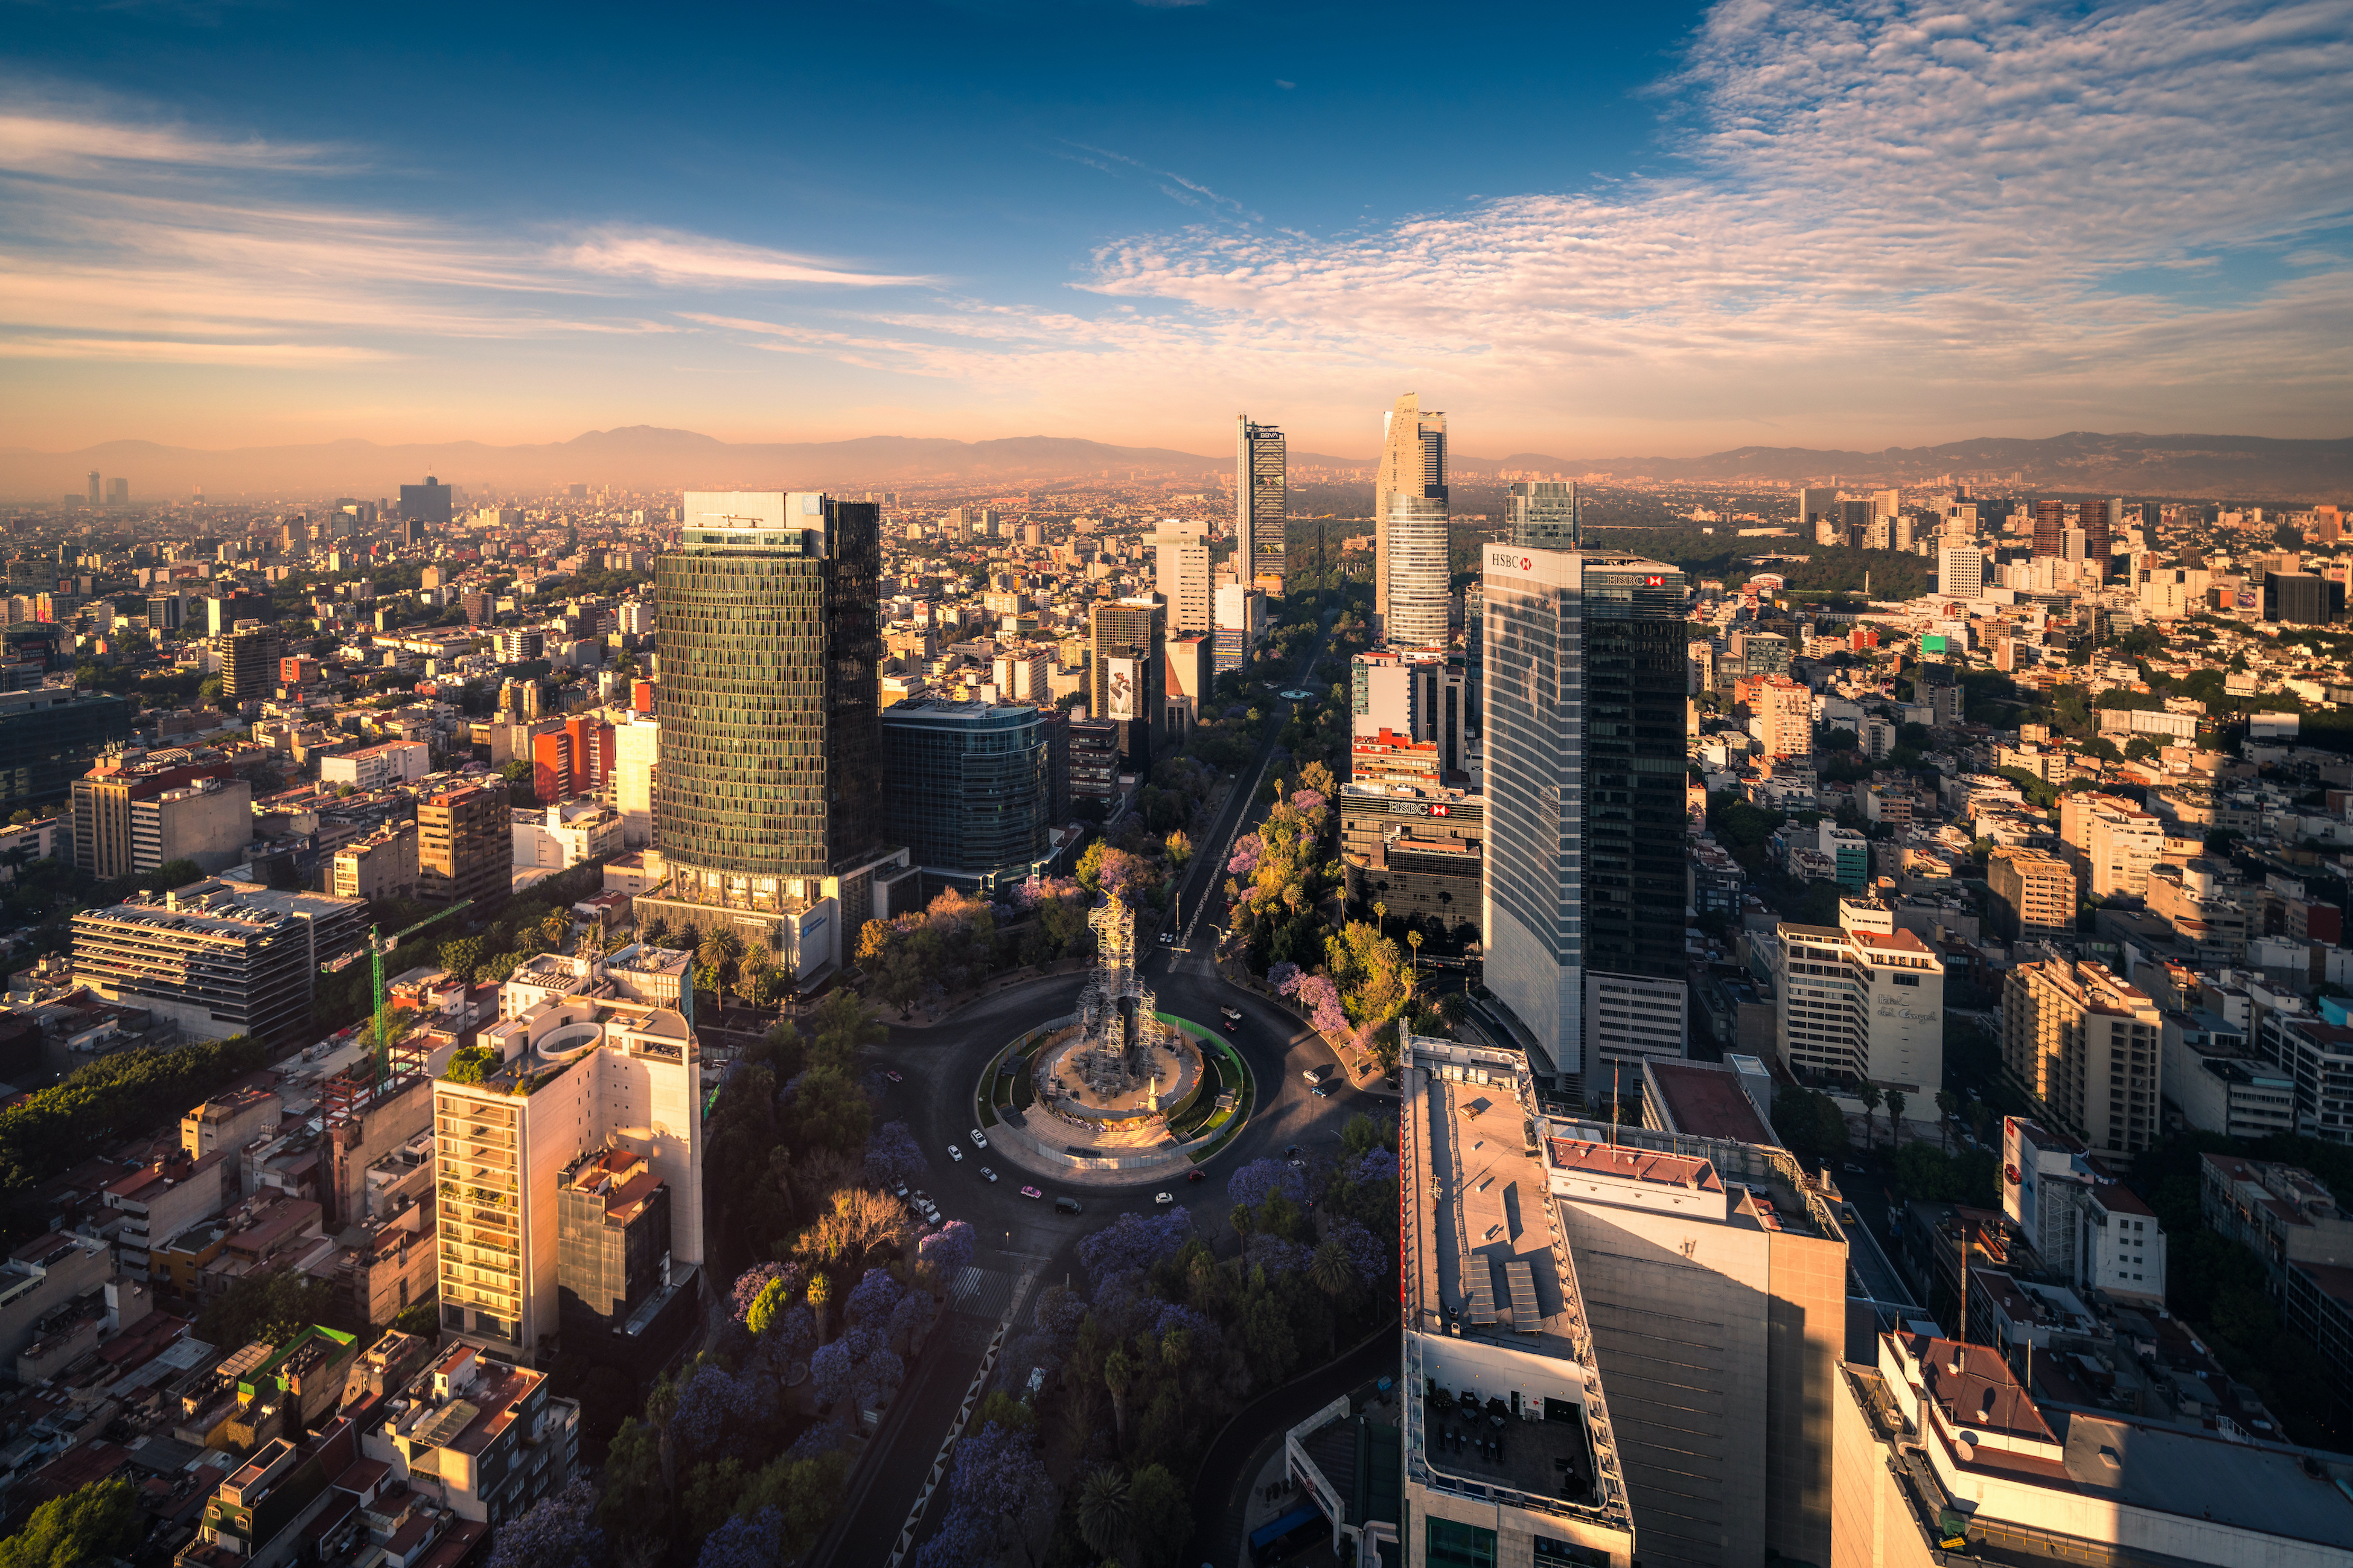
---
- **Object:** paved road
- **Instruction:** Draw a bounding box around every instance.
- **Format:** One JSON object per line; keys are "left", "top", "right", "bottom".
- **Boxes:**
{"left": 819, "top": 611, "right": 1358, "bottom": 1567}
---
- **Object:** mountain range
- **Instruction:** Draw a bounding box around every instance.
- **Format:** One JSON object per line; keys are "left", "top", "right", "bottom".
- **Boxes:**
{"left": 3, "top": 426, "right": 2345, "bottom": 501}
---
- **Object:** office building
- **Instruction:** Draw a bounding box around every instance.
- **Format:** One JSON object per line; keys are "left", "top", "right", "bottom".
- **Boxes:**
{"left": 1066, "top": 716, "right": 1120, "bottom": 805}
{"left": 1154, "top": 532, "right": 1213, "bottom": 633}
{"left": 2265, "top": 571, "right": 2338, "bottom": 625}
{"left": 433, "top": 995, "right": 701, "bottom": 1363}
{"left": 2033, "top": 498, "right": 2067, "bottom": 558}
{"left": 497, "top": 628, "right": 546, "bottom": 663}
{"left": 2080, "top": 496, "right": 2111, "bottom": 578}
{"left": 417, "top": 776, "right": 512, "bottom": 905}
{"left": 1398, "top": 1035, "right": 1636, "bottom": 1568}
{"left": 2258, "top": 1013, "right": 2353, "bottom": 1144}
{"left": 2060, "top": 793, "right": 2165, "bottom": 900}
{"left": 1088, "top": 596, "right": 1164, "bottom": 778}
{"left": 1236, "top": 415, "right": 1287, "bottom": 593}
{"left": 148, "top": 592, "right": 183, "bottom": 632}
{"left": 1987, "top": 846, "right": 2075, "bottom": 941}
{"left": 1937, "top": 544, "right": 1985, "bottom": 598}
{"left": 1505, "top": 481, "right": 1579, "bottom": 549}
{"left": 1836, "top": 1330, "right": 2353, "bottom": 1568}
{"left": 71, "top": 883, "right": 314, "bottom": 1047}
{"left": 637, "top": 492, "right": 906, "bottom": 981}
{"left": 555, "top": 1145, "right": 677, "bottom": 1342}
{"left": 73, "top": 752, "right": 245, "bottom": 878}
{"left": 1483, "top": 546, "right": 1689, "bottom": 1092}
{"left": 85, "top": 470, "right": 101, "bottom": 507}
{"left": 1164, "top": 633, "right": 1210, "bottom": 738}
{"left": 879, "top": 698, "right": 1049, "bottom": 891}
{"left": 362, "top": 1340, "right": 579, "bottom": 1522}
{"left": 318, "top": 739, "right": 429, "bottom": 792}
{"left": 1768, "top": 903, "right": 1944, "bottom": 1092}
{"left": 2003, "top": 957, "right": 2162, "bottom": 1160}
{"left": 1338, "top": 782, "right": 1483, "bottom": 945}
{"left": 1374, "top": 393, "right": 1446, "bottom": 629}
{"left": 610, "top": 712, "right": 658, "bottom": 847}
{"left": 1400, "top": 1031, "right": 1845, "bottom": 1568}
{"left": 1214, "top": 582, "right": 1264, "bottom": 676}
{"left": 1386, "top": 491, "right": 1452, "bottom": 649}
{"left": 0, "top": 687, "right": 131, "bottom": 815}
{"left": 514, "top": 798, "right": 624, "bottom": 872}
{"left": 221, "top": 628, "right": 276, "bottom": 706}
{"left": 397, "top": 475, "right": 453, "bottom": 524}
{"left": 2003, "top": 1116, "right": 2169, "bottom": 1302}
{"left": 331, "top": 822, "right": 420, "bottom": 902}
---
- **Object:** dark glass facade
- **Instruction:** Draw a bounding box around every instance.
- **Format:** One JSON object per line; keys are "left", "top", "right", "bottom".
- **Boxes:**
{"left": 880, "top": 700, "right": 1049, "bottom": 885}
{"left": 654, "top": 496, "right": 884, "bottom": 882}
{"left": 1577, "top": 567, "right": 1689, "bottom": 984}
{"left": 1087, "top": 599, "right": 1163, "bottom": 777}
{"left": 555, "top": 1148, "right": 672, "bottom": 1338}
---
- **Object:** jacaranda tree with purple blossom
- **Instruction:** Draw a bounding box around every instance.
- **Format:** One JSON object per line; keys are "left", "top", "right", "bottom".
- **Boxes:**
{"left": 1075, "top": 1209, "right": 1193, "bottom": 1289}
{"left": 728, "top": 1261, "right": 798, "bottom": 1322}
{"left": 861, "top": 1120, "right": 928, "bottom": 1189}
{"left": 917, "top": 1219, "right": 974, "bottom": 1281}
{"left": 1227, "top": 1157, "right": 1308, "bottom": 1211}
{"left": 488, "top": 1480, "right": 602, "bottom": 1568}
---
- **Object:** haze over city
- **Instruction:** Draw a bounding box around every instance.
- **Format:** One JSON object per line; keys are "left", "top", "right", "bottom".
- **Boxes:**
{"left": 5, "top": 0, "right": 2350, "bottom": 457}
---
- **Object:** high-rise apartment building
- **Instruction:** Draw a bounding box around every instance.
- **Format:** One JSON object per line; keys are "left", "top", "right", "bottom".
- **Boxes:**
{"left": 1987, "top": 846, "right": 2075, "bottom": 941}
{"left": 2003, "top": 956, "right": 2162, "bottom": 1159}
{"left": 332, "top": 822, "right": 420, "bottom": 902}
{"left": 1152, "top": 533, "right": 1213, "bottom": 634}
{"left": 1505, "top": 481, "right": 1578, "bottom": 549}
{"left": 1236, "top": 415, "right": 1286, "bottom": 593}
{"left": 2060, "top": 792, "right": 2164, "bottom": 900}
{"left": 1767, "top": 902, "right": 1945, "bottom": 1092}
{"left": 1938, "top": 543, "right": 1985, "bottom": 598}
{"left": 611, "top": 712, "right": 658, "bottom": 848}
{"left": 222, "top": 628, "right": 276, "bottom": 706}
{"left": 637, "top": 492, "right": 905, "bottom": 980}
{"left": 72, "top": 753, "right": 243, "bottom": 879}
{"left": 1374, "top": 394, "right": 1446, "bottom": 629}
{"left": 434, "top": 995, "right": 701, "bottom": 1364}
{"left": 879, "top": 698, "right": 1050, "bottom": 891}
{"left": 1088, "top": 596, "right": 1164, "bottom": 778}
{"left": 418, "top": 776, "right": 512, "bottom": 906}
{"left": 1483, "top": 546, "right": 1689, "bottom": 1092}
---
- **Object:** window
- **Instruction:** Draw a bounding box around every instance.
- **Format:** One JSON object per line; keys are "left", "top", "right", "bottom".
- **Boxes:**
{"left": 1894, "top": 974, "right": 1920, "bottom": 987}
{"left": 1534, "top": 1538, "right": 1612, "bottom": 1567}
{"left": 1428, "top": 1519, "right": 1498, "bottom": 1568}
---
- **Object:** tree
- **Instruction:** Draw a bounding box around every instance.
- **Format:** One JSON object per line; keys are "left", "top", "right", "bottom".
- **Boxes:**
{"left": 794, "top": 1186, "right": 908, "bottom": 1275}
{"left": 1857, "top": 1082, "right": 1883, "bottom": 1149}
{"left": 596, "top": 1417, "right": 668, "bottom": 1547}
{"left": 1126, "top": 1463, "right": 1192, "bottom": 1568}
{"left": 1076, "top": 1467, "right": 1132, "bottom": 1561}
{"left": 918, "top": 1219, "right": 974, "bottom": 1281}
{"left": 948, "top": 1420, "right": 1052, "bottom": 1558}
{"left": 1105, "top": 1348, "right": 1135, "bottom": 1444}
{"left": 197, "top": 1266, "right": 335, "bottom": 1350}
{"left": 1933, "top": 1089, "right": 1959, "bottom": 1153}
{"left": 1885, "top": 1088, "right": 1908, "bottom": 1148}
{"left": 0, "top": 1477, "right": 140, "bottom": 1568}
{"left": 487, "top": 1481, "right": 603, "bottom": 1568}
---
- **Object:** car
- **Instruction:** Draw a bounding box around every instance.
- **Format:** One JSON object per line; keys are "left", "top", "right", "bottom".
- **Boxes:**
{"left": 1844, "top": 1162, "right": 1866, "bottom": 1174}
{"left": 1311, "top": 1085, "right": 1329, "bottom": 1098}
{"left": 969, "top": 1129, "right": 989, "bottom": 1149}
{"left": 1186, "top": 1169, "right": 1205, "bottom": 1182}
{"left": 892, "top": 1179, "right": 908, "bottom": 1199}
{"left": 1219, "top": 1005, "right": 1244, "bottom": 1027}
{"left": 1160, "top": 931, "right": 1175, "bottom": 945}
{"left": 1283, "top": 1144, "right": 1302, "bottom": 1158}
{"left": 1053, "top": 1196, "right": 1083, "bottom": 1214}
{"left": 979, "top": 1166, "right": 998, "bottom": 1182}
{"left": 947, "top": 1144, "right": 964, "bottom": 1162}
{"left": 1020, "top": 1185, "right": 1044, "bottom": 1199}
{"left": 885, "top": 1069, "right": 902, "bottom": 1083}
{"left": 1154, "top": 1191, "right": 1174, "bottom": 1205}
{"left": 1288, "top": 1158, "right": 1307, "bottom": 1170}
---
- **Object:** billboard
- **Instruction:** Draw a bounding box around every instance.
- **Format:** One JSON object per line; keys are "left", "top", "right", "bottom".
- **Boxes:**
{"left": 1105, "top": 657, "right": 1140, "bottom": 721}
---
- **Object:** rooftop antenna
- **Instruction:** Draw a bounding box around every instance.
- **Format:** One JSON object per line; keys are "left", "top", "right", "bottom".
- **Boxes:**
{"left": 1610, "top": 1060, "right": 1620, "bottom": 1147}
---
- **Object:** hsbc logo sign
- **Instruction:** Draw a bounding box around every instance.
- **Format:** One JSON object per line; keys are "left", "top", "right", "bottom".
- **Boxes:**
{"left": 1488, "top": 551, "right": 1533, "bottom": 571}
{"left": 1426, "top": 803, "right": 1451, "bottom": 817}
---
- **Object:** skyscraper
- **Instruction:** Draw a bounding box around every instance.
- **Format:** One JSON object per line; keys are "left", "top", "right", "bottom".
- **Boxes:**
{"left": 1483, "top": 545, "right": 1690, "bottom": 1094}
{"left": 1373, "top": 394, "right": 1446, "bottom": 627}
{"left": 639, "top": 492, "right": 904, "bottom": 980}
{"left": 1506, "top": 481, "right": 1579, "bottom": 549}
{"left": 1236, "top": 415, "right": 1286, "bottom": 594}
{"left": 398, "top": 474, "right": 454, "bottom": 525}
{"left": 85, "top": 471, "right": 100, "bottom": 507}
{"left": 1088, "top": 597, "right": 1165, "bottom": 777}
{"left": 2032, "top": 498, "right": 2067, "bottom": 558}
{"left": 1384, "top": 494, "right": 1450, "bottom": 648}
{"left": 1152, "top": 533, "right": 1212, "bottom": 633}
{"left": 2080, "top": 497, "right": 2111, "bottom": 580}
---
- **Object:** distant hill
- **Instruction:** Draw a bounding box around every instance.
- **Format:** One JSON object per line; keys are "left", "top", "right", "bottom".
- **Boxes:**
{"left": 3, "top": 425, "right": 2344, "bottom": 502}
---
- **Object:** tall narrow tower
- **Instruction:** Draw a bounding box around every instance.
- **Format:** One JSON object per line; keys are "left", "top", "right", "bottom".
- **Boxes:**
{"left": 1236, "top": 416, "right": 1287, "bottom": 595}
{"left": 1374, "top": 394, "right": 1446, "bottom": 629}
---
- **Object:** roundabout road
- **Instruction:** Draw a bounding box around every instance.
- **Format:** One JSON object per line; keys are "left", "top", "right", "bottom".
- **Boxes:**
{"left": 823, "top": 612, "right": 1359, "bottom": 1566}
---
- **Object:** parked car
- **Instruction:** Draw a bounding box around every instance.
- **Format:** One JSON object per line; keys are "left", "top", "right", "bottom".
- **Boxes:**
{"left": 979, "top": 1166, "right": 998, "bottom": 1183}
{"left": 947, "top": 1144, "right": 963, "bottom": 1162}
{"left": 1311, "top": 1085, "right": 1329, "bottom": 1098}
{"left": 892, "top": 1179, "right": 908, "bottom": 1199}
{"left": 885, "top": 1069, "right": 903, "bottom": 1083}
{"left": 969, "top": 1128, "right": 989, "bottom": 1149}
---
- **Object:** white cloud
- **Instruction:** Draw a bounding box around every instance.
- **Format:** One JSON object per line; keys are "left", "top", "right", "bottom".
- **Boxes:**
{"left": 561, "top": 226, "right": 934, "bottom": 288}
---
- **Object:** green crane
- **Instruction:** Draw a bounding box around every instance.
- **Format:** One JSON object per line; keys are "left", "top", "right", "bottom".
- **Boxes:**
{"left": 324, "top": 899, "right": 474, "bottom": 1085}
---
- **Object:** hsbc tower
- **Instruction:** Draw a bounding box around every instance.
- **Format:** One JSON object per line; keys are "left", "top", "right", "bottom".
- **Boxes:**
{"left": 1480, "top": 545, "right": 1691, "bottom": 1098}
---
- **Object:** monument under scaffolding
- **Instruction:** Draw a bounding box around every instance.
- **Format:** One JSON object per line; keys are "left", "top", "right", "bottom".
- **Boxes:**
{"left": 1071, "top": 894, "right": 1174, "bottom": 1106}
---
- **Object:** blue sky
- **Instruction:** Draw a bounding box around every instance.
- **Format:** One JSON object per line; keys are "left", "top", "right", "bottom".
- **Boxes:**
{"left": 2, "top": 0, "right": 2349, "bottom": 456}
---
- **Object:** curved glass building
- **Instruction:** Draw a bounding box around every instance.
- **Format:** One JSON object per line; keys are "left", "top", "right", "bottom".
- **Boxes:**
{"left": 1384, "top": 493, "right": 1452, "bottom": 649}
{"left": 880, "top": 698, "right": 1050, "bottom": 891}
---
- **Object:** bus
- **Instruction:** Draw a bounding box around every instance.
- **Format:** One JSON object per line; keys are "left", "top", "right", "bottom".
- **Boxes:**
{"left": 1248, "top": 1503, "right": 1329, "bottom": 1566}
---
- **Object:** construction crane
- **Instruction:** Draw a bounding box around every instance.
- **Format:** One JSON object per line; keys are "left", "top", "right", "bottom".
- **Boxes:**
{"left": 322, "top": 900, "right": 474, "bottom": 1085}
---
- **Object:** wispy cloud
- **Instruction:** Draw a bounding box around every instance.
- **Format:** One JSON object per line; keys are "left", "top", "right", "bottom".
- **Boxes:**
{"left": 561, "top": 226, "right": 934, "bottom": 288}
{"left": 0, "top": 102, "right": 345, "bottom": 175}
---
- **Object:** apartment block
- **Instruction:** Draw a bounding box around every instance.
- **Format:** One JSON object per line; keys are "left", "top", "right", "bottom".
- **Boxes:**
{"left": 331, "top": 821, "right": 420, "bottom": 902}
{"left": 1987, "top": 847, "right": 2075, "bottom": 942}
{"left": 2002, "top": 958, "right": 2162, "bottom": 1159}
{"left": 360, "top": 1340, "right": 579, "bottom": 1523}
{"left": 72, "top": 753, "right": 245, "bottom": 879}
{"left": 319, "top": 740, "right": 429, "bottom": 792}
{"left": 1770, "top": 905, "right": 1945, "bottom": 1093}
{"left": 417, "top": 776, "right": 511, "bottom": 905}
{"left": 2059, "top": 793, "right": 2165, "bottom": 900}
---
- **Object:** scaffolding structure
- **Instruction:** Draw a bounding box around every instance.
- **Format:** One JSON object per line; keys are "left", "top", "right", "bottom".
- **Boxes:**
{"left": 1071, "top": 894, "right": 1170, "bottom": 1100}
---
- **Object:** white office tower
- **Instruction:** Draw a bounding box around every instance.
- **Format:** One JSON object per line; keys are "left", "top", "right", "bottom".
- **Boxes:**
{"left": 1938, "top": 544, "right": 1985, "bottom": 599}
{"left": 1483, "top": 547, "right": 1690, "bottom": 1095}
{"left": 1153, "top": 533, "right": 1213, "bottom": 634}
{"left": 1376, "top": 394, "right": 1447, "bottom": 628}
{"left": 1214, "top": 582, "right": 1265, "bottom": 676}
{"left": 1385, "top": 493, "right": 1452, "bottom": 648}
{"left": 1236, "top": 415, "right": 1287, "bottom": 594}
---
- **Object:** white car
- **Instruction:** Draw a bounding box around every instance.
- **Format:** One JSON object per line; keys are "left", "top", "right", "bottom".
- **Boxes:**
{"left": 1154, "top": 1191, "right": 1174, "bottom": 1205}
{"left": 969, "top": 1129, "right": 989, "bottom": 1150}
{"left": 980, "top": 1166, "right": 998, "bottom": 1183}
{"left": 947, "top": 1144, "right": 963, "bottom": 1162}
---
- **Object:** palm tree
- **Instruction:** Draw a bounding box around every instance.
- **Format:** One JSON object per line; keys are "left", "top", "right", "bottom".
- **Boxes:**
{"left": 1885, "top": 1089, "right": 1907, "bottom": 1148}
{"left": 697, "top": 926, "right": 743, "bottom": 970}
{"left": 1230, "top": 1203, "right": 1254, "bottom": 1251}
{"left": 1075, "top": 1467, "right": 1132, "bottom": 1561}
{"left": 1857, "top": 1082, "right": 1883, "bottom": 1150}
{"left": 1310, "top": 1239, "right": 1353, "bottom": 1356}
{"left": 1933, "top": 1089, "right": 1959, "bottom": 1152}
{"left": 1373, "top": 899, "right": 1388, "bottom": 938}
{"left": 1103, "top": 1350, "right": 1134, "bottom": 1446}
{"left": 1406, "top": 929, "right": 1423, "bottom": 972}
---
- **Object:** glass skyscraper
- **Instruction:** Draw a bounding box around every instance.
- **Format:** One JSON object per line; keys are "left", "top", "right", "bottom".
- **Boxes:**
{"left": 880, "top": 698, "right": 1050, "bottom": 890}
{"left": 642, "top": 492, "right": 905, "bottom": 977}
{"left": 1506, "top": 481, "right": 1579, "bottom": 549}
{"left": 1482, "top": 545, "right": 1689, "bottom": 1094}
{"left": 1384, "top": 494, "right": 1451, "bottom": 648}
{"left": 1373, "top": 393, "right": 1446, "bottom": 628}
{"left": 1236, "top": 415, "right": 1287, "bottom": 594}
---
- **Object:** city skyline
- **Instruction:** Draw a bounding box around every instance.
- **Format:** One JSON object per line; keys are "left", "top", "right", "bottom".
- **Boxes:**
{"left": 4, "top": 0, "right": 2348, "bottom": 456}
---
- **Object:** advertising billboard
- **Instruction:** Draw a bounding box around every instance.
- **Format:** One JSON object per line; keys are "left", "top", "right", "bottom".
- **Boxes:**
{"left": 1105, "top": 657, "right": 1140, "bottom": 721}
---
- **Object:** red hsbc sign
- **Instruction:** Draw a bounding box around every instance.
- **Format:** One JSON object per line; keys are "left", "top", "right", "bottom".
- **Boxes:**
{"left": 1644, "top": 575, "right": 1665, "bottom": 587}
{"left": 1426, "top": 803, "right": 1451, "bottom": 817}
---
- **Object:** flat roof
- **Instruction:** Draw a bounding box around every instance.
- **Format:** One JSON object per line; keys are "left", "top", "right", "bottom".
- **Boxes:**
{"left": 1646, "top": 1061, "right": 1775, "bottom": 1146}
{"left": 1547, "top": 1136, "right": 1724, "bottom": 1193}
{"left": 1414, "top": 1073, "right": 1583, "bottom": 1352}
